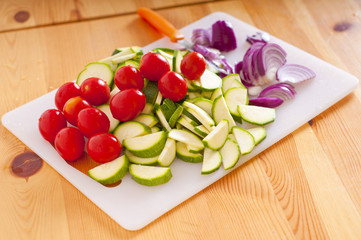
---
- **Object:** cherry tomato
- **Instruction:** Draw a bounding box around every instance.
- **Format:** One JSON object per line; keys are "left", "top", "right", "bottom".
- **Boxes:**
{"left": 87, "top": 133, "right": 122, "bottom": 163}
{"left": 55, "top": 82, "right": 81, "bottom": 111}
{"left": 38, "top": 109, "right": 67, "bottom": 143}
{"left": 63, "top": 96, "right": 92, "bottom": 126}
{"left": 110, "top": 89, "right": 146, "bottom": 122}
{"left": 54, "top": 127, "right": 85, "bottom": 161}
{"left": 114, "top": 65, "right": 144, "bottom": 90}
{"left": 77, "top": 108, "right": 110, "bottom": 138}
{"left": 139, "top": 52, "right": 170, "bottom": 81}
{"left": 180, "top": 52, "right": 206, "bottom": 80}
{"left": 80, "top": 77, "right": 110, "bottom": 106}
{"left": 158, "top": 71, "right": 187, "bottom": 102}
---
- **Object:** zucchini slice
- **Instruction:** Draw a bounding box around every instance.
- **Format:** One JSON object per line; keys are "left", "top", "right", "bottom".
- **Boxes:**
{"left": 133, "top": 113, "right": 158, "bottom": 127}
{"left": 129, "top": 164, "right": 172, "bottom": 186}
{"left": 202, "top": 119, "right": 229, "bottom": 150}
{"left": 77, "top": 62, "right": 114, "bottom": 87}
{"left": 238, "top": 104, "right": 276, "bottom": 126}
{"left": 168, "top": 129, "right": 204, "bottom": 150}
{"left": 123, "top": 131, "right": 168, "bottom": 158}
{"left": 201, "top": 148, "right": 222, "bottom": 174}
{"left": 176, "top": 142, "right": 203, "bottom": 163}
{"left": 212, "top": 95, "right": 236, "bottom": 131}
{"left": 247, "top": 127, "right": 267, "bottom": 145}
{"left": 125, "top": 149, "right": 159, "bottom": 165}
{"left": 113, "top": 121, "right": 151, "bottom": 144}
{"left": 88, "top": 155, "right": 129, "bottom": 185}
{"left": 220, "top": 138, "right": 240, "bottom": 170}
{"left": 222, "top": 74, "right": 246, "bottom": 93}
{"left": 232, "top": 126, "right": 255, "bottom": 155}
{"left": 158, "top": 138, "right": 176, "bottom": 167}
{"left": 96, "top": 104, "right": 120, "bottom": 133}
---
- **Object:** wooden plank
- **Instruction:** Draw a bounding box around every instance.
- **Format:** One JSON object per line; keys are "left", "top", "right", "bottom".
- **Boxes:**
{"left": 0, "top": 0, "right": 213, "bottom": 32}
{"left": 1, "top": 0, "right": 361, "bottom": 238}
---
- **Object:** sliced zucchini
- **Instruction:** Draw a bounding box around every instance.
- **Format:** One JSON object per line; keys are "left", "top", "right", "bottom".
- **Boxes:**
{"left": 247, "top": 127, "right": 267, "bottom": 145}
{"left": 129, "top": 164, "right": 172, "bottom": 186}
{"left": 172, "top": 50, "right": 183, "bottom": 73}
{"left": 101, "top": 47, "right": 133, "bottom": 71}
{"left": 96, "top": 104, "right": 120, "bottom": 133}
{"left": 123, "top": 131, "right": 168, "bottom": 158}
{"left": 186, "top": 143, "right": 204, "bottom": 154}
{"left": 168, "top": 105, "right": 183, "bottom": 128}
{"left": 177, "top": 116, "right": 204, "bottom": 137}
{"left": 238, "top": 104, "right": 276, "bottom": 126}
{"left": 125, "top": 149, "right": 159, "bottom": 165}
{"left": 141, "top": 103, "right": 154, "bottom": 114}
{"left": 201, "top": 148, "right": 222, "bottom": 174}
{"left": 111, "top": 53, "right": 137, "bottom": 65}
{"left": 143, "top": 81, "right": 159, "bottom": 104}
{"left": 77, "top": 62, "right": 114, "bottom": 87}
{"left": 154, "top": 91, "right": 163, "bottom": 109}
{"left": 156, "top": 108, "right": 171, "bottom": 131}
{"left": 183, "top": 101, "right": 215, "bottom": 132}
{"left": 212, "top": 95, "right": 236, "bottom": 131}
{"left": 202, "top": 119, "right": 229, "bottom": 150}
{"left": 210, "top": 88, "right": 223, "bottom": 101}
{"left": 88, "top": 155, "right": 129, "bottom": 185}
{"left": 189, "top": 97, "right": 213, "bottom": 116}
{"left": 108, "top": 86, "right": 120, "bottom": 102}
{"left": 201, "top": 90, "right": 213, "bottom": 99}
{"left": 176, "top": 142, "right": 203, "bottom": 163}
{"left": 199, "top": 69, "right": 222, "bottom": 90}
{"left": 180, "top": 114, "right": 199, "bottom": 127}
{"left": 222, "top": 74, "right": 246, "bottom": 93}
{"left": 158, "top": 138, "right": 176, "bottom": 167}
{"left": 224, "top": 87, "right": 249, "bottom": 122}
{"left": 168, "top": 129, "right": 204, "bottom": 150}
{"left": 232, "top": 126, "right": 255, "bottom": 155}
{"left": 151, "top": 126, "right": 160, "bottom": 133}
{"left": 113, "top": 121, "right": 151, "bottom": 144}
{"left": 193, "top": 125, "right": 209, "bottom": 138}
{"left": 133, "top": 113, "right": 158, "bottom": 127}
{"left": 220, "top": 138, "right": 240, "bottom": 170}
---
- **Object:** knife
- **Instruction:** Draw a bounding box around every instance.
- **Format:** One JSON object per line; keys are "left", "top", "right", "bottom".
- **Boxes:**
{"left": 137, "top": 7, "right": 228, "bottom": 74}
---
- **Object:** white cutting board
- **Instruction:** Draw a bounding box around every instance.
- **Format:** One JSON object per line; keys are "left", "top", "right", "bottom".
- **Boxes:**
{"left": 2, "top": 12, "right": 358, "bottom": 230}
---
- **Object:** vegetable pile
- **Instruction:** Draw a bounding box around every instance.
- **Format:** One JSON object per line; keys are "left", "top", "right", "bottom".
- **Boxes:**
{"left": 38, "top": 20, "right": 315, "bottom": 187}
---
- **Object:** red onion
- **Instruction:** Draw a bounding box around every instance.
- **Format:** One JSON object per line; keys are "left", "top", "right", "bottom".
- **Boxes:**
{"left": 258, "top": 83, "right": 296, "bottom": 101}
{"left": 277, "top": 64, "right": 316, "bottom": 83}
{"left": 249, "top": 97, "right": 284, "bottom": 108}
{"left": 211, "top": 20, "right": 237, "bottom": 52}
{"left": 192, "top": 28, "right": 211, "bottom": 47}
{"left": 246, "top": 32, "right": 270, "bottom": 45}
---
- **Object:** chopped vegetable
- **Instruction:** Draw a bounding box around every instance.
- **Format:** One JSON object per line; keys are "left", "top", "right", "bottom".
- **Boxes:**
{"left": 277, "top": 64, "right": 316, "bottom": 83}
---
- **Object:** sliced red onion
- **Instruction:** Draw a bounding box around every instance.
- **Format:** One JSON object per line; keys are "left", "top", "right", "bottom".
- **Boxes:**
{"left": 249, "top": 97, "right": 284, "bottom": 108}
{"left": 192, "top": 28, "right": 211, "bottom": 47}
{"left": 256, "top": 43, "right": 287, "bottom": 85}
{"left": 241, "top": 42, "right": 265, "bottom": 86}
{"left": 234, "top": 61, "right": 242, "bottom": 74}
{"left": 277, "top": 64, "right": 316, "bottom": 83}
{"left": 258, "top": 83, "right": 296, "bottom": 101}
{"left": 246, "top": 32, "right": 270, "bottom": 44}
{"left": 211, "top": 20, "right": 237, "bottom": 52}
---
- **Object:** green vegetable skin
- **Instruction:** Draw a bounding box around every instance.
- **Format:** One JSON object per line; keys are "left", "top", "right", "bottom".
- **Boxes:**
{"left": 82, "top": 45, "right": 275, "bottom": 187}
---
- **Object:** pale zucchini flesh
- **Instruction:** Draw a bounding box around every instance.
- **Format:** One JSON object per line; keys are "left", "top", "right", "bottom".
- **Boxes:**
{"left": 168, "top": 129, "right": 204, "bottom": 149}
{"left": 88, "top": 155, "right": 129, "bottom": 185}
{"left": 158, "top": 138, "right": 176, "bottom": 167}
{"left": 202, "top": 119, "right": 229, "bottom": 150}
{"left": 176, "top": 142, "right": 203, "bottom": 163}
{"left": 220, "top": 138, "right": 240, "bottom": 170}
{"left": 113, "top": 121, "right": 151, "bottom": 144}
{"left": 96, "top": 104, "right": 120, "bottom": 133}
{"left": 201, "top": 148, "right": 222, "bottom": 174}
{"left": 212, "top": 95, "right": 236, "bottom": 131}
{"left": 129, "top": 164, "right": 172, "bottom": 186}
{"left": 133, "top": 113, "right": 158, "bottom": 127}
{"left": 238, "top": 104, "right": 276, "bottom": 126}
{"left": 232, "top": 126, "right": 255, "bottom": 155}
{"left": 123, "top": 131, "right": 168, "bottom": 158}
{"left": 125, "top": 149, "right": 159, "bottom": 165}
{"left": 222, "top": 74, "right": 246, "bottom": 93}
{"left": 247, "top": 127, "right": 267, "bottom": 145}
{"left": 77, "top": 62, "right": 114, "bottom": 87}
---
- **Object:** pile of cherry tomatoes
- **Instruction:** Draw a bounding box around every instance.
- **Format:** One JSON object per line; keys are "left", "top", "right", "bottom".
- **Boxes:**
{"left": 38, "top": 50, "right": 206, "bottom": 163}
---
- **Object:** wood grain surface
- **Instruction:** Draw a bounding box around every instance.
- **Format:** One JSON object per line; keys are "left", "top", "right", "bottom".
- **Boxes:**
{"left": 1, "top": 0, "right": 361, "bottom": 239}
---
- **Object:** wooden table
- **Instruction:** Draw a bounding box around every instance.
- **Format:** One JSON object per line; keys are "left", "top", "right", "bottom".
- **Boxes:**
{"left": 1, "top": 0, "right": 361, "bottom": 239}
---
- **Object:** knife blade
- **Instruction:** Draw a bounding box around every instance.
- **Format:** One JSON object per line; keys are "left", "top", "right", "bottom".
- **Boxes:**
{"left": 137, "top": 7, "right": 228, "bottom": 75}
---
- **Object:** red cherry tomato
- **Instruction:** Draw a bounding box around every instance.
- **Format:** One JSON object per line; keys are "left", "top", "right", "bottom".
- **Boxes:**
{"left": 54, "top": 127, "right": 85, "bottom": 161}
{"left": 139, "top": 52, "right": 170, "bottom": 81}
{"left": 158, "top": 71, "right": 187, "bottom": 102}
{"left": 77, "top": 108, "right": 110, "bottom": 138}
{"left": 87, "top": 133, "right": 122, "bottom": 163}
{"left": 180, "top": 52, "right": 206, "bottom": 80}
{"left": 80, "top": 77, "right": 110, "bottom": 106}
{"left": 63, "top": 96, "right": 92, "bottom": 126}
{"left": 110, "top": 89, "right": 146, "bottom": 122}
{"left": 114, "top": 65, "right": 144, "bottom": 90}
{"left": 55, "top": 82, "right": 81, "bottom": 111}
{"left": 38, "top": 109, "right": 67, "bottom": 143}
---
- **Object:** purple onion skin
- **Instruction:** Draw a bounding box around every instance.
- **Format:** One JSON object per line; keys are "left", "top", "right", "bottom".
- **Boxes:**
{"left": 211, "top": 20, "right": 237, "bottom": 52}
{"left": 249, "top": 97, "right": 284, "bottom": 108}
